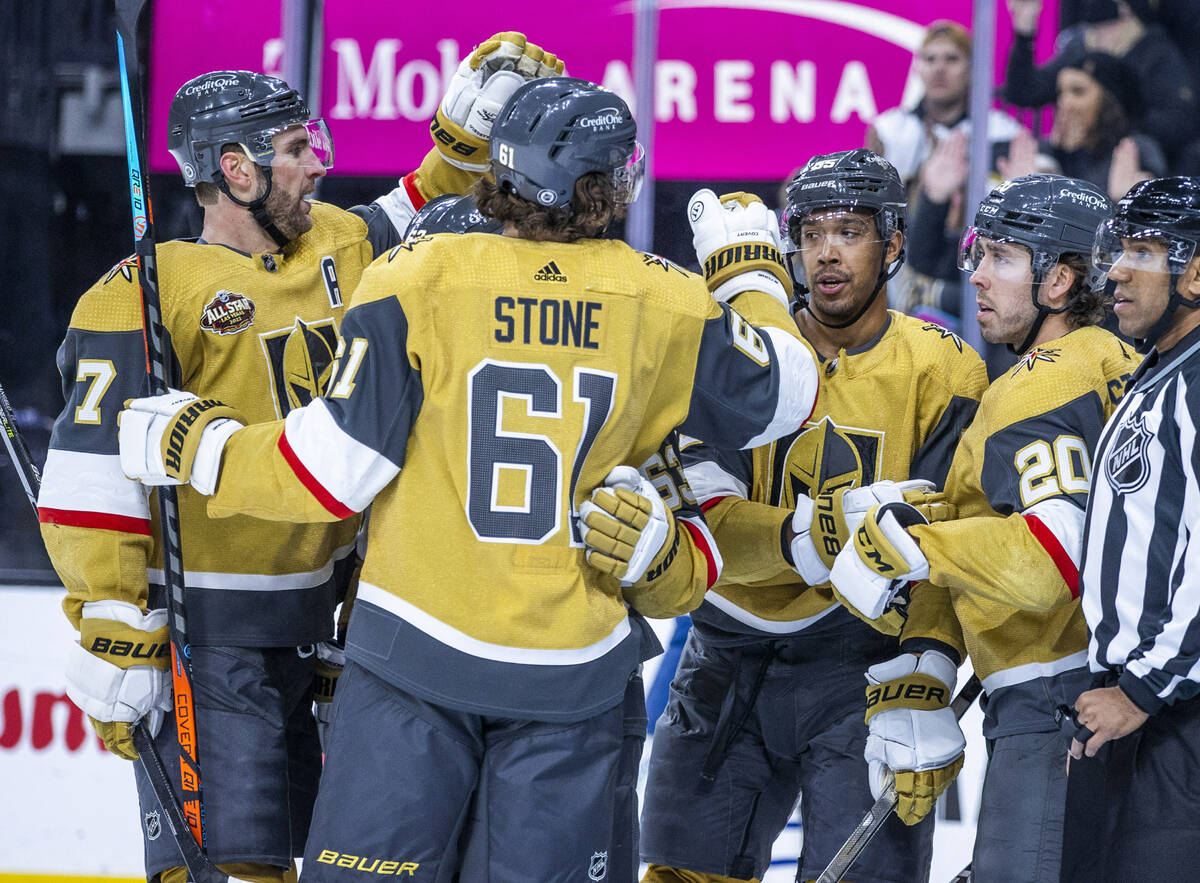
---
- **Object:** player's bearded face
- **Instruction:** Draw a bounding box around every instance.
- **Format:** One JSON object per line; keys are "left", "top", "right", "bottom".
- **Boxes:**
{"left": 794, "top": 209, "right": 892, "bottom": 323}
{"left": 261, "top": 126, "right": 326, "bottom": 241}
{"left": 968, "top": 239, "right": 1040, "bottom": 346}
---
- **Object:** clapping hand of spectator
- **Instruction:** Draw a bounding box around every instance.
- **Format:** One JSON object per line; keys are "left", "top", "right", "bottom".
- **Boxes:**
{"left": 921, "top": 129, "right": 969, "bottom": 204}
{"left": 997, "top": 129, "right": 1040, "bottom": 180}
{"left": 1006, "top": 0, "right": 1043, "bottom": 36}
{"left": 1108, "top": 136, "right": 1152, "bottom": 201}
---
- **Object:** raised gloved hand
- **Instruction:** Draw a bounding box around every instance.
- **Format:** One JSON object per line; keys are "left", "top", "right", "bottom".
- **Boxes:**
{"left": 864, "top": 650, "right": 965, "bottom": 825}
{"left": 829, "top": 501, "right": 930, "bottom": 621}
{"left": 790, "top": 479, "right": 953, "bottom": 585}
{"left": 313, "top": 641, "right": 344, "bottom": 753}
{"left": 118, "top": 390, "right": 243, "bottom": 495}
{"left": 580, "top": 465, "right": 678, "bottom": 584}
{"left": 433, "top": 32, "right": 567, "bottom": 172}
{"left": 65, "top": 600, "right": 173, "bottom": 761}
{"left": 687, "top": 189, "right": 793, "bottom": 308}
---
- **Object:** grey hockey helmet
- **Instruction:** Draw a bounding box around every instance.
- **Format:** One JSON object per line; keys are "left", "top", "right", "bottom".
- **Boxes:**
{"left": 403, "top": 193, "right": 503, "bottom": 240}
{"left": 1094, "top": 176, "right": 1200, "bottom": 351}
{"left": 782, "top": 148, "right": 906, "bottom": 249}
{"left": 489, "top": 77, "right": 644, "bottom": 211}
{"left": 167, "top": 70, "right": 332, "bottom": 187}
{"left": 781, "top": 149, "right": 906, "bottom": 327}
{"left": 959, "top": 174, "right": 1113, "bottom": 352}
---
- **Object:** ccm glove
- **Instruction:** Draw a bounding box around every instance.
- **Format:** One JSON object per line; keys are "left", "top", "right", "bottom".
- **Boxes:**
{"left": 313, "top": 641, "right": 345, "bottom": 753}
{"left": 863, "top": 650, "right": 966, "bottom": 825}
{"left": 688, "top": 189, "right": 792, "bottom": 307}
{"left": 433, "top": 32, "right": 566, "bottom": 171}
{"left": 64, "top": 600, "right": 173, "bottom": 761}
{"left": 580, "top": 466, "right": 678, "bottom": 584}
{"left": 790, "top": 479, "right": 951, "bottom": 585}
{"left": 829, "top": 501, "right": 930, "bottom": 621}
{"left": 118, "top": 390, "right": 244, "bottom": 495}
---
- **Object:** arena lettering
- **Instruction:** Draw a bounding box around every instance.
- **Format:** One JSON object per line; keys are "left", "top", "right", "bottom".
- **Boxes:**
{"left": 494, "top": 296, "right": 602, "bottom": 350}
{"left": 0, "top": 688, "right": 104, "bottom": 752}
{"left": 327, "top": 39, "right": 882, "bottom": 127}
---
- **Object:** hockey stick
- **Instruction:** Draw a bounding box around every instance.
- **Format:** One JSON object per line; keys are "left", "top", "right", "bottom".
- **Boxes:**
{"left": 114, "top": 1, "right": 223, "bottom": 879}
{"left": 813, "top": 674, "right": 984, "bottom": 883}
{"left": 0, "top": 378, "right": 228, "bottom": 883}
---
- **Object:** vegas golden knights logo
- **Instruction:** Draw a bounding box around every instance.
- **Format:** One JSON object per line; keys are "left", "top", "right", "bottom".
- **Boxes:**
{"left": 772, "top": 416, "right": 884, "bottom": 507}
{"left": 259, "top": 317, "right": 340, "bottom": 417}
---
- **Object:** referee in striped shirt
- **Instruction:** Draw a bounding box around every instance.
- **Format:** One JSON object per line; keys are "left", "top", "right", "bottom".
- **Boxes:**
{"left": 1063, "top": 177, "right": 1200, "bottom": 882}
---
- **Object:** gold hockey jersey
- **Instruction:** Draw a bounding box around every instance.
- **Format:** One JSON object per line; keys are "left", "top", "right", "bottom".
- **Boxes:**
{"left": 903, "top": 325, "right": 1140, "bottom": 708}
{"left": 39, "top": 201, "right": 372, "bottom": 644}
{"left": 208, "top": 232, "right": 818, "bottom": 720}
{"left": 682, "top": 312, "right": 988, "bottom": 637}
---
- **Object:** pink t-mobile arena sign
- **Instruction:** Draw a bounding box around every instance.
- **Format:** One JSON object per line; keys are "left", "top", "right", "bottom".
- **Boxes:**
{"left": 148, "top": 0, "right": 1058, "bottom": 181}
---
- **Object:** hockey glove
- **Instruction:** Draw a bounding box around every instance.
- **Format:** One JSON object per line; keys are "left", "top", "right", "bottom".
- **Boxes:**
{"left": 118, "top": 390, "right": 244, "bottom": 496}
{"left": 313, "top": 641, "right": 344, "bottom": 754}
{"left": 864, "top": 650, "right": 966, "bottom": 825}
{"left": 434, "top": 32, "right": 566, "bottom": 172}
{"left": 790, "top": 479, "right": 952, "bottom": 585}
{"left": 688, "top": 189, "right": 792, "bottom": 308}
{"left": 580, "top": 465, "right": 677, "bottom": 584}
{"left": 64, "top": 600, "right": 172, "bottom": 761}
{"left": 829, "top": 501, "right": 930, "bottom": 621}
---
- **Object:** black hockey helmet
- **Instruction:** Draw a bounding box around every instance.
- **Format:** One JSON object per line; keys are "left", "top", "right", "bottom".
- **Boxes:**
{"left": 489, "top": 77, "right": 644, "bottom": 212}
{"left": 960, "top": 174, "right": 1112, "bottom": 352}
{"left": 168, "top": 71, "right": 332, "bottom": 249}
{"left": 167, "top": 70, "right": 331, "bottom": 187}
{"left": 781, "top": 149, "right": 906, "bottom": 327}
{"left": 1094, "top": 176, "right": 1200, "bottom": 351}
{"left": 403, "top": 193, "right": 503, "bottom": 240}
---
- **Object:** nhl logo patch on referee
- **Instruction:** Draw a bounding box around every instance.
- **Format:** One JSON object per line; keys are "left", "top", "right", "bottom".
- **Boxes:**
{"left": 588, "top": 850, "right": 607, "bottom": 881}
{"left": 1105, "top": 414, "right": 1153, "bottom": 495}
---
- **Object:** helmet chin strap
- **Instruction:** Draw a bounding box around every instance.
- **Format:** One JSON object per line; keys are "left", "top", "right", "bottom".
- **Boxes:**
{"left": 217, "top": 165, "right": 291, "bottom": 250}
{"left": 1011, "top": 268, "right": 1070, "bottom": 356}
{"left": 1134, "top": 271, "right": 1200, "bottom": 353}
{"left": 793, "top": 226, "right": 902, "bottom": 330}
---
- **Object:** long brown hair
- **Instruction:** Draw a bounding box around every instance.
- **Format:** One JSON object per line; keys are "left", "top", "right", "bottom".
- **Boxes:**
{"left": 474, "top": 172, "right": 626, "bottom": 242}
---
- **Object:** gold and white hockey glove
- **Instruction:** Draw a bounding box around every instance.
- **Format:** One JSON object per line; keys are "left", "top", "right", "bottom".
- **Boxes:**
{"left": 580, "top": 465, "right": 678, "bottom": 584}
{"left": 64, "top": 600, "right": 173, "bottom": 761}
{"left": 790, "top": 479, "right": 953, "bottom": 585}
{"left": 864, "top": 650, "right": 966, "bottom": 825}
{"left": 688, "top": 189, "right": 792, "bottom": 308}
{"left": 434, "top": 32, "right": 566, "bottom": 172}
{"left": 313, "top": 641, "right": 344, "bottom": 754}
{"left": 118, "top": 390, "right": 244, "bottom": 495}
{"left": 829, "top": 501, "right": 930, "bottom": 621}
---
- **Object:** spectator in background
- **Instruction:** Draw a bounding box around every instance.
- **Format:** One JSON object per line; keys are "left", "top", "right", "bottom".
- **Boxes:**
{"left": 868, "top": 20, "right": 1022, "bottom": 190}
{"left": 1004, "top": 0, "right": 1196, "bottom": 164}
{"left": 1044, "top": 52, "right": 1166, "bottom": 200}
{"left": 867, "top": 20, "right": 1022, "bottom": 331}
{"left": 903, "top": 129, "right": 1055, "bottom": 333}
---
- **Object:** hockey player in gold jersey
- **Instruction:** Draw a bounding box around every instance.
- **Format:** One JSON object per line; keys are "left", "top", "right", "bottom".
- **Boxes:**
{"left": 41, "top": 35, "right": 566, "bottom": 883}
{"left": 116, "top": 77, "right": 819, "bottom": 882}
{"left": 638, "top": 149, "right": 987, "bottom": 883}
{"left": 831, "top": 175, "right": 1139, "bottom": 883}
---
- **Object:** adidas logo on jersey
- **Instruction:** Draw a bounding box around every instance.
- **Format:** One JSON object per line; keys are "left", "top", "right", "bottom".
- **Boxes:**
{"left": 533, "top": 261, "right": 568, "bottom": 283}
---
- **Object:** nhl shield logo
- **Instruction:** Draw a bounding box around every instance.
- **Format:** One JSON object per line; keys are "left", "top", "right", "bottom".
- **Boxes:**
{"left": 588, "top": 850, "right": 608, "bottom": 881}
{"left": 144, "top": 809, "right": 161, "bottom": 841}
{"left": 1105, "top": 414, "right": 1153, "bottom": 495}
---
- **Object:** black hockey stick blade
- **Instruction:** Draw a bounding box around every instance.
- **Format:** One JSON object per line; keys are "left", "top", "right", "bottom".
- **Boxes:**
{"left": 132, "top": 724, "right": 230, "bottom": 883}
{"left": 813, "top": 674, "right": 984, "bottom": 883}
